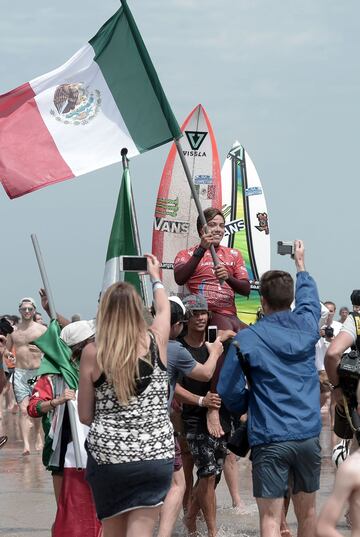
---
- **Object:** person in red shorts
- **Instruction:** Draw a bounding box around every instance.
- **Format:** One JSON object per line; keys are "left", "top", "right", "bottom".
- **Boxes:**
{"left": 174, "top": 207, "right": 250, "bottom": 331}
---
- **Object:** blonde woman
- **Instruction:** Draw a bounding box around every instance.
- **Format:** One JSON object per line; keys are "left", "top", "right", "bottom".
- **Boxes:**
{"left": 78, "top": 254, "right": 174, "bottom": 537}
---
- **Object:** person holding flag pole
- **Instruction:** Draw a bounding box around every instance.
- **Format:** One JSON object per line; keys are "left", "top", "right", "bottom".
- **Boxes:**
{"left": 28, "top": 235, "right": 101, "bottom": 536}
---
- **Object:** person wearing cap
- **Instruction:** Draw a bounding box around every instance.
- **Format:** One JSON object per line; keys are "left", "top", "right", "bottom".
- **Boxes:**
{"left": 173, "top": 207, "right": 250, "bottom": 331}
{"left": 158, "top": 296, "right": 224, "bottom": 537}
{"left": 174, "top": 293, "right": 232, "bottom": 537}
{"left": 28, "top": 320, "right": 100, "bottom": 537}
{"left": 6, "top": 297, "right": 47, "bottom": 455}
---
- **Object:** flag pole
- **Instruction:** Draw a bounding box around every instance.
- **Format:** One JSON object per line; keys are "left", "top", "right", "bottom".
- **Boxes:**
{"left": 31, "top": 234, "right": 83, "bottom": 470}
{"left": 121, "top": 148, "right": 150, "bottom": 308}
{"left": 174, "top": 139, "right": 222, "bottom": 273}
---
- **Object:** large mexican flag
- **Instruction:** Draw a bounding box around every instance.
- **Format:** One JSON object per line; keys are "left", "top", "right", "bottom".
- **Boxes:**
{"left": 0, "top": 1, "right": 181, "bottom": 199}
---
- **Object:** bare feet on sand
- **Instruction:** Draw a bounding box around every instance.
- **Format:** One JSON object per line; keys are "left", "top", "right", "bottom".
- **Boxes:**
{"left": 206, "top": 408, "right": 224, "bottom": 438}
{"left": 35, "top": 435, "right": 44, "bottom": 452}
{"left": 183, "top": 513, "right": 197, "bottom": 536}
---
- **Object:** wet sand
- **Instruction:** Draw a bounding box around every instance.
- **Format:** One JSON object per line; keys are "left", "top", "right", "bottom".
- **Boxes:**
{"left": 0, "top": 409, "right": 352, "bottom": 537}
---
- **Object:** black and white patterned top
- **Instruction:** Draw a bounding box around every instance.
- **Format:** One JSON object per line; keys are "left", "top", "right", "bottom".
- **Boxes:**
{"left": 87, "top": 332, "right": 174, "bottom": 464}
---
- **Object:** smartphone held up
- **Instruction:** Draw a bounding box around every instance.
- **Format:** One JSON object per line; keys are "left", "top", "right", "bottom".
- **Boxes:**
{"left": 119, "top": 255, "right": 148, "bottom": 272}
{"left": 207, "top": 325, "right": 218, "bottom": 343}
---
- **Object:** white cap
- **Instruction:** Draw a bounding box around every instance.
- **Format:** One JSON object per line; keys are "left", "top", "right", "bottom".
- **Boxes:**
{"left": 19, "top": 297, "right": 37, "bottom": 309}
{"left": 169, "top": 296, "right": 186, "bottom": 315}
{"left": 60, "top": 320, "right": 96, "bottom": 347}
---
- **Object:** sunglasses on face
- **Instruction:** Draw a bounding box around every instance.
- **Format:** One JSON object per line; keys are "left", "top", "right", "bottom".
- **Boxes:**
{"left": 20, "top": 307, "right": 34, "bottom": 312}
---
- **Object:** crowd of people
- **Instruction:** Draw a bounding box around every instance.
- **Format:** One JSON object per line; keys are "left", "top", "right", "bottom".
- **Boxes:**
{"left": 0, "top": 207, "right": 360, "bottom": 537}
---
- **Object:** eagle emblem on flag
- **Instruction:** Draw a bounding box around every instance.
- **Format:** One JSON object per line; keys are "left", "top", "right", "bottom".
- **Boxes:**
{"left": 50, "top": 83, "right": 101, "bottom": 126}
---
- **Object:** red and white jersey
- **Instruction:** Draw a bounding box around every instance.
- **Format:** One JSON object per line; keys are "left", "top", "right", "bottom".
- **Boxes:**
{"left": 174, "top": 244, "right": 249, "bottom": 316}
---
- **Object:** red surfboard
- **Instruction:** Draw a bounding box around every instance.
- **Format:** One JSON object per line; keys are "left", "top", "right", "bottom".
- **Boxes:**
{"left": 152, "top": 104, "right": 221, "bottom": 295}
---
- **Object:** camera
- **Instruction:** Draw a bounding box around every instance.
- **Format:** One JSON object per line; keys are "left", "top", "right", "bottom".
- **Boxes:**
{"left": 333, "top": 350, "right": 360, "bottom": 442}
{"left": 338, "top": 350, "right": 360, "bottom": 404}
{"left": 277, "top": 241, "right": 295, "bottom": 258}
{"left": 324, "top": 326, "right": 334, "bottom": 339}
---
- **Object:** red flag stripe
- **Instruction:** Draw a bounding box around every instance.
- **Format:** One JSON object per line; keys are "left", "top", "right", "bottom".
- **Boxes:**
{"left": 0, "top": 83, "right": 74, "bottom": 199}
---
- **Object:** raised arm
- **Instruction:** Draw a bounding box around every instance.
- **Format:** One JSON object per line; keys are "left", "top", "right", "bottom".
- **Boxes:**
{"left": 147, "top": 254, "right": 170, "bottom": 363}
{"left": 78, "top": 343, "right": 96, "bottom": 426}
{"left": 39, "top": 288, "right": 70, "bottom": 328}
{"left": 293, "top": 240, "right": 320, "bottom": 328}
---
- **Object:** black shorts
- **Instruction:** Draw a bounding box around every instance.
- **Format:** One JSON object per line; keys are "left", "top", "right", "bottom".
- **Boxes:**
{"left": 252, "top": 436, "right": 321, "bottom": 498}
{"left": 186, "top": 432, "right": 228, "bottom": 479}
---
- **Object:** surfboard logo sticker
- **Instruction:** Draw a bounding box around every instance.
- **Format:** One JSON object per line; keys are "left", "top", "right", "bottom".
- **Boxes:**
{"left": 245, "top": 187, "right": 262, "bottom": 197}
{"left": 255, "top": 212, "right": 269, "bottom": 234}
{"left": 224, "top": 218, "right": 245, "bottom": 237}
{"left": 155, "top": 196, "right": 179, "bottom": 217}
{"left": 154, "top": 217, "right": 190, "bottom": 234}
{"left": 228, "top": 144, "right": 244, "bottom": 161}
{"left": 194, "top": 175, "right": 212, "bottom": 185}
{"left": 185, "top": 131, "right": 208, "bottom": 150}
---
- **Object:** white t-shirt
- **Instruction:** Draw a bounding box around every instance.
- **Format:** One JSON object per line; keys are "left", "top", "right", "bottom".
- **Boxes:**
{"left": 315, "top": 320, "right": 343, "bottom": 371}
{"left": 340, "top": 314, "right": 357, "bottom": 344}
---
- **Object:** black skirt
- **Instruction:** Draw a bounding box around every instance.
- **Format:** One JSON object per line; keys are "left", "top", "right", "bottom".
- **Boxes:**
{"left": 86, "top": 450, "right": 173, "bottom": 520}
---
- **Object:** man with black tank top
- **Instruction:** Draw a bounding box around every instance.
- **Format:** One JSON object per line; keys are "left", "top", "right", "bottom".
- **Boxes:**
{"left": 174, "top": 294, "right": 231, "bottom": 537}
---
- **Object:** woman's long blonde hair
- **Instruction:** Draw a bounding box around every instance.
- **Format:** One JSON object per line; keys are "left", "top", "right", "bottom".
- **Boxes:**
{"left": 96, "top": 282, "right": 148, "bottom": 405}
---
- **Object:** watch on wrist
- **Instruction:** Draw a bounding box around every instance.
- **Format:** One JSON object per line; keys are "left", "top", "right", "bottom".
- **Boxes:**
{"left": 193, "top": 246, "right": 206, "bottom": 258}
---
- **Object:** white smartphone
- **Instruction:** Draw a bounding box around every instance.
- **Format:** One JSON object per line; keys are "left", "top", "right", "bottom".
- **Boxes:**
{"left": 207, "top": 325, "right": 218, "bottom": 343}
{"left": 119, "top": 255, "right": 148, "bottom": 272}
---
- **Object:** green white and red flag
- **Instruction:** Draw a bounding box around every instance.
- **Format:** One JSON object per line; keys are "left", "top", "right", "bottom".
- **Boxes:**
{"left": 102, "top": 167, "right": 142, "bottom": 295}
{"left": 0, "top": 1, "right": 181, "bottom": 199}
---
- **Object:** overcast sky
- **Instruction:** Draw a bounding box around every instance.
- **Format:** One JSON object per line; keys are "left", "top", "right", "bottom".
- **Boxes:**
{"left": 1, "top": 1, "right": 359, "bottom": 319}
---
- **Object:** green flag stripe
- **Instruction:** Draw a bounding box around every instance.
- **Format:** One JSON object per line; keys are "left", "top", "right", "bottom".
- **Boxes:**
{"left": 104, "top": 168, "right": 142, "bottom": 295}
{"left": 89, "top": 5, "right": 181, "bottom": 153}
{"left": 34, "top": 319, "right": 79, "bottom": 390}
{"left": 106, "top": 169, "right": 136, "bottom": 260}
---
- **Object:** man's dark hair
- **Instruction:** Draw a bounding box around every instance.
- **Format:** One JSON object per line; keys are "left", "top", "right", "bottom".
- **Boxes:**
{"left": 259, "top": 270, "right": 294, "bottom": 311}
{"left": 350, "top": 290, "right": 360, "bottom": 306}
{"left": 170, "top": 301, "right": 184, "bottom": 326}
{"left": 196, "top": 207, "right": 225, "bottom": 236}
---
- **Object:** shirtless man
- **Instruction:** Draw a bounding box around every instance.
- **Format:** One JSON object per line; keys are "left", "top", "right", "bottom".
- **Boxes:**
{"left": 7, "top": 297, "right": 47, "bottom": 454}
{"left": 316, "top": 382, "right": 360, "bottom": 537}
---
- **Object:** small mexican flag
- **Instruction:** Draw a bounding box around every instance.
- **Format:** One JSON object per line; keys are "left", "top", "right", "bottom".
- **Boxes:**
{"left": 102, "top": 167, "right": 141, "bottom": 294}
{"left": 0, "top": 1, "right": 181, "bottom": 199}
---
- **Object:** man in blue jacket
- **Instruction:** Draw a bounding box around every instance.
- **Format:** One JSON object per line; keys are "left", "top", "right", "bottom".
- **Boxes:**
{"left": 218, "top": 240, "right": 321, "bottom": 537}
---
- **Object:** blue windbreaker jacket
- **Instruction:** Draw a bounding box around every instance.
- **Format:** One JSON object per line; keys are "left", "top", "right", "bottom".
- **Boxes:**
{"left": 218, "top": 271, "right": 321, "bottom": 447}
